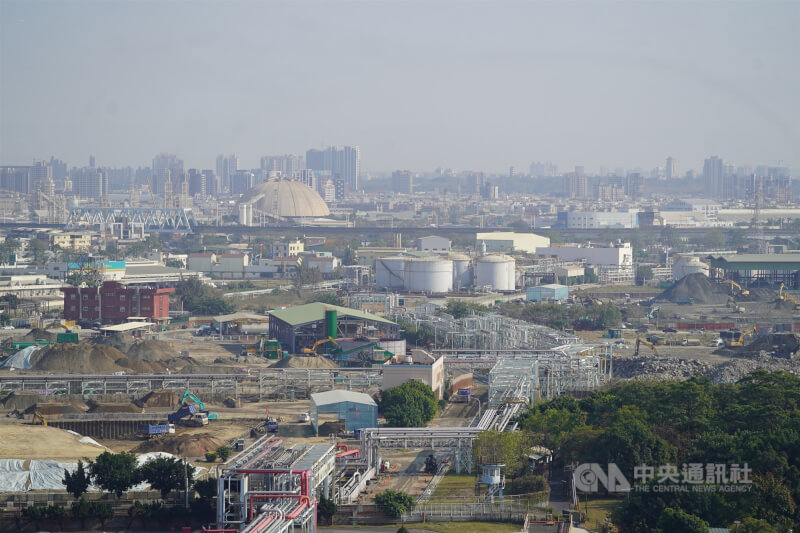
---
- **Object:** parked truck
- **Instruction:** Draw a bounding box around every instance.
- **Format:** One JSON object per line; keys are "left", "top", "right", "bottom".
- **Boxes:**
{"left": 266, "top": 419, "right": 279, "bottom": 432}
{"left": 139, "top": 423, "right": 176, "bottom": 439}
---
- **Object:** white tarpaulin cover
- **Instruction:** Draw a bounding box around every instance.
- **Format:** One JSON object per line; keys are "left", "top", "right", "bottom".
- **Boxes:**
{"left": 0, "top": 460, "right": 29, "bottom": 491}
{"left": 0, "top": 345, "right": 39, "bottom": 369}
{"left": 29, "top": 460, "right": 73, "bottom": 491}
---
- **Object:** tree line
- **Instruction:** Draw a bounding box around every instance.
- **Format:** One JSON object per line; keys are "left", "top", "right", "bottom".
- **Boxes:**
{"left": 519, "top": 370, "right": 800, "bottom": 532}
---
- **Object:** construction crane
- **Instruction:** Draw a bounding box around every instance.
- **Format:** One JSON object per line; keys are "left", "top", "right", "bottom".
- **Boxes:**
{"left": 722, "top": 326, "right": 757, "bottom": 348}
{"left": 647, "top": 306, "right": 661, "bottom": 320}
{"left": 721, "top": 279, "right": 750, "bottom": 297}
{"left": 634, "top": 337, "right": 658, "bottom": 357}
{"left": 31, "top": 411, "right": 47, "bottom": 426}
{"left": 301, "top": 336, "right": 339, "bottom": 355}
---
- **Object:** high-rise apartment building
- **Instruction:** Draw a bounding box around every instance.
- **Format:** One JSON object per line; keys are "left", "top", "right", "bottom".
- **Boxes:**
{"left": 188, "top": 169, "right": 207, "bottom": 197}
{"left": 30, "top": 161, "right": 52, "bottom": 193}
{"left": 391, "top": 170, "right": 414, "bottom": 194}
{"left": 261, "top": 154, "right": 305, "bottom": 175}
{"left": 291, "top": 169, "right": 316, "bottom": 191}
{"left": 230, "top": 170, "right": 254, "bottom": 195}
{"left": 563, "top": 172, "right": 588, "bottom": 200}
{"left": 72, "top": 167, "right": 108, "bottom": 201}
{"left": 49, "top": 157, "right": 70, "bottom": 185}
{"left": 625, "top": 173, "right": 643, "bottom": 200}
{"left": 665, "top": 157, "right": 677, "bottom": 180}
{"left": 216, "top": 154, "right": 239, "bottom": 193}
{"left": 703, "top": 156, "right": 724, "bottom": 198}
{"left": 152, "top": 153, "right": 184, "bottom": 196}
{"left": 305, "top": 146, "right": 360, "bottom": 192}
{"left": 0, "top": 167, "right": 31, "bottom": 194}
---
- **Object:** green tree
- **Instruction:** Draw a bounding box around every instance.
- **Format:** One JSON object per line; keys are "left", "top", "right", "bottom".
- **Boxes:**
{"left": 88, "top": 451, "right": 138, "bottom": 498}
{"left": 205, "top": 451, "right": 218, "bottom": 462}
{"left": 165, "top": 258, "right": 185, "bottom": 268}
{"left": 138, "top": 456, "right": 195, "bottom": 499}
{"left": 636, "top": 265, "right": 653, "bottom": 285}
{"left": 444, "top": 300, "right": 470, "bottom": 319}
{"left": 63, "top": 460, "right": 91, "bottom": 499}
{"left": 27, "top": 238, "right": 50, "bottom": 265}
{"left": 293, "top": 261, "right": 323, "bottom": 296}
{"left": 703, "top": 229, "right": 726, "bottom": 250}
{"left": 375, "top": 489, "right": 415, "bottom": 517}
{"left": 380, "top": 381, "right": 437, "bottom": 427}
{"left": 194, "top": 477, "right": 217, "bottom": 499}
{"left": 22, "top": 505, "right": 46, "bottom": 529}
{"left": 176, "top": 278, "right": 233, "bottom": 315}
{"left": 342, "top": 247, "right": 357, "bottom": 266}
{"left": 656, "top": 508, "right": 709, "bottom": 533}
{"left": 307, "top": 292, "right": 345, "bottom": 307}
{"left": 472, "top": 430, "right": 531, "bottom": 476}
{"left": 317, "top": 495, "right": 337, "bottom": 525}
{"left": 733, "top": 517, "right": 778, "bottom": 533}
{"left": 46, "top": 505, "right": 67, "bottom": 530}
{"left": 216, "top": 446, "right": 232, "bottom": 462}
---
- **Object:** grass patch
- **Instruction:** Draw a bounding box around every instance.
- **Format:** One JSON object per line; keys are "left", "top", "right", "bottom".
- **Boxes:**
{"left": 415, "top": 522, "right": 521, "bottom": 533}
{"left": 428, "top": 474, "right": 476, "bottom": 502}
{"left": 578, "top": 497, "right": 622, "bottom": 524}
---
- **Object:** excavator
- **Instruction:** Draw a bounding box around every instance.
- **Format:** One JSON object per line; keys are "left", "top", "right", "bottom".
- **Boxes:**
{"left": 646, "top": 306, "right": 661, "bottom": 320}
{"left": 301, "top": 336, "right": 339, "bottom": 355}
{"left": 634, "top": 337, "right": 658, "bottom": 357}
{"left": 721, "top": 279, "right": 750, "bottom": 297}
{"left": 777, "top": 284, "right": 800, "bottom": 310}
{"left": 721, "top": 326, "right": 757, "bottom": 348}
{"left": 179, "top": 389, "right": 218, "bottom": 421}
{"left": 32, "top": 412, "right": 47, "bottom": 426}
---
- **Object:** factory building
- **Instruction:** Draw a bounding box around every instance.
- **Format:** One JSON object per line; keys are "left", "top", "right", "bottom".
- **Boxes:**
{"left": 310, "top": 390, "right": 378, "bottom": 435}
{"left": 381, "top": 349, "right": 445, "bottom": 399}
{"left": 526, "top": 284, "right": 569, "bottom": 302}
{"left": 707, "top": 254, "right": 800, "bottom": 290}
{"left": 476, "top": 231, "right": 550, "bottom": 254}
{"left": 61, "top": 281, "right": 174, "bottom": 324}
{"left": 268, "top": 302, "right": 399, "bottom": 354}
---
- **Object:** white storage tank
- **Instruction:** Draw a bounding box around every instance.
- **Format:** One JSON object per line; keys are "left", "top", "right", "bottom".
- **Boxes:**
{"left": 450, "top": 253, "right": 473, "bottom": 289}
{"left": 475, "top": 254, "right": 515, "bottom": 291}
{"left": 375, "top": 257, "right": 406, "bottom": 289}
{"left": 405, "top": 257, "right": 453, "bottom": 293}
{"left": 672, "top": 255, "right": 709, "bottom": 280}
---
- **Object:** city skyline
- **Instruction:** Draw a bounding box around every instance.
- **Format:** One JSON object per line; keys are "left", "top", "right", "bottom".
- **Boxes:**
{"left": 1, "top": 1, "right": 798, "bottom": 174}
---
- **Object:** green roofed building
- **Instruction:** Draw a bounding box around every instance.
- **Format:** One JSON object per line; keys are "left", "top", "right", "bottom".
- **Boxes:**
{"left": 707, "top": 254, "right": 800, "bottom": 289}
{"left": 268, "top": 302, "right": 399, "bottom": 354}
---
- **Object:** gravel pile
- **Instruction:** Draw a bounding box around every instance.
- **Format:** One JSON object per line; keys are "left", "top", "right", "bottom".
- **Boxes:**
{"left": 657, "top": 273, "right": 730, "bottom": 305}
{"left": 614, "top": 354, "right": 800, "bottom": 384}
{"left": 270, "top": 355, "right": 338, "bottom": 369}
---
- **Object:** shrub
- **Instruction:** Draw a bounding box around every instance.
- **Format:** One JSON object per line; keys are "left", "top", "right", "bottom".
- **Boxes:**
{"left": 375, "top": 489, "right": 415, "bottom": 517}
{"left": 205, "top": 451, "right": 218, "bottom": 462}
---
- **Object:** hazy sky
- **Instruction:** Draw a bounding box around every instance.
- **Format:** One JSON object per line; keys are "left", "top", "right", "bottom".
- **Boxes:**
{"left": 1, "top": 1, "right": 798, "bottom": 174}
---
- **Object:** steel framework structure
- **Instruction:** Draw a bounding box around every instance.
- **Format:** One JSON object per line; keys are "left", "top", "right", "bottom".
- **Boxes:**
{"left": 257, "top": 369, "right": 381, "bottom": 400}
{"left": 0, "top": 373, "right": 243, "bottom": 395}
{"left": 65, "top": 206, "right": 196, "bottom": 233}
{"left": 210, "top": 436, "right": 336, "bottom": 533}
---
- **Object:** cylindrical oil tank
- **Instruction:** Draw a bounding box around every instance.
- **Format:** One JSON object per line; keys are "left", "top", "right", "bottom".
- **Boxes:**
{"left": 475, "top": 254, "right": 515, "bottom": 291}
{"left": 672, "top": 255, "right": 709, "bottom": 280}
{"left": 375, "top": 257, "right": 406, "bottom": 289}
{"left": 450, "top": 253, "right": 473, "bottom": 289}
{"left": 405, "top": 257, "right": 453, "bottom": 293}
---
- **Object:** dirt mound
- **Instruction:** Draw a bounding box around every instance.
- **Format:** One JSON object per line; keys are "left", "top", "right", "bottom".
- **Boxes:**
{"left": 87, "top": 402, "right": 144, "bottom": 414}
{"left": 738, "top": 287, "right": 777, "bottom": 302}
{"left": 21, "top": 328, "right": 59, "bottom": 341}
{"left": 138, "top": 390, "right": 178, "bottom": 408}
{"left": 1, "top": 392, "right": 42, "bottom": 411}
{"left": 133, "top": 432, "right": 223, "bottom": 457}
{"left": 95, "top": 334, "right": 178, "bottom": 361}
{"left": 25, "top": 402, "right": 87, "bottom": 416}
{"left": 733, "top": 333, "right": 800, "bottom": 359}
{"left": 657, "top": 273, "right": 730, "bottom": 305}
{"left": 29, "top": 342, "right": 128, "bottom": 373}
{"left": 223, "top": 397, "right": 238, "bottom": 408}
{"left": 270, "top": 355, "right": 338, "bottom": 369}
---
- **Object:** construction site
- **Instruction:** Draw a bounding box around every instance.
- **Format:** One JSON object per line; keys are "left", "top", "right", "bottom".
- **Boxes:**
{"left": 0, "top": 265, "right": 798, "bottom": 531}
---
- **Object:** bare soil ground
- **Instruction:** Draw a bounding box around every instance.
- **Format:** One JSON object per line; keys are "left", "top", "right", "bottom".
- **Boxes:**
{"left": 0, "top": 421, "right": 107, "bottom": 461}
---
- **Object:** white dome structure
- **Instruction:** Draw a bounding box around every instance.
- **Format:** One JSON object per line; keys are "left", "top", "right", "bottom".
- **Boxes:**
{"left": 237, "top": 179, "right": 330, "bottom": 219}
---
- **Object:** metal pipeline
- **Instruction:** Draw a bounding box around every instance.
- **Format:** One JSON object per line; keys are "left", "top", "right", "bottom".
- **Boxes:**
{"left": 247, "top": 493, "right": 311, "bottom": 520}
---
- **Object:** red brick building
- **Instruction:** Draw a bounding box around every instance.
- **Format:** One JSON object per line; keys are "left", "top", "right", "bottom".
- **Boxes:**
{"left": 61, "top": 281, "right": 174, "bottom": 324}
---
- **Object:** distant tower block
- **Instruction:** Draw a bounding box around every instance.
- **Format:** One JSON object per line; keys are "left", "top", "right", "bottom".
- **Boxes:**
{"left": 478, "top": 462, "right": 505, "bottom": 503}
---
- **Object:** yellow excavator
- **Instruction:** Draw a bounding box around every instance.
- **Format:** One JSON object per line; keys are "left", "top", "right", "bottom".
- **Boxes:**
{"left": 32, "top": 412, "right": 47, "bottom": 426}
{"left": 301, "top": 336, "right": 339, "bottom": 355}
{"left": 778, "top": 284, "right": 800, "bottom": 310}
{"left": 721, "top": 279, "right": 750, "bottom": 297}
{"left": 634, "top": 337, "right": 658, "bottom": 357}
{"left": 722, "top": 326, "right": 757, "bottom": 348}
